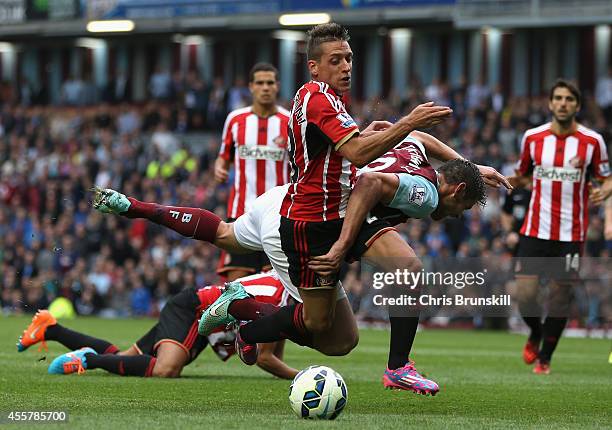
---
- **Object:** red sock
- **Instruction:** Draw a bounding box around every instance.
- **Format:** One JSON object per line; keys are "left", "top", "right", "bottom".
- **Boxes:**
{"left": 125, "top": 198, "right": 221, "bottom": 243}
{"left": 228, "top": 298, "right": 279, "bottom": 321}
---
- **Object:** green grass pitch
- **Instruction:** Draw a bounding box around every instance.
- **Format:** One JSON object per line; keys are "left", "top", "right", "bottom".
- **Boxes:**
{"left": 1, "top": 316, "right": 610, "bottom": 429}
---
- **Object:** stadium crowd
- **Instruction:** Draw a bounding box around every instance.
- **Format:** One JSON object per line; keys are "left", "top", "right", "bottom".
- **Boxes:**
{"left": 0, "top": 73, "right": 610, "bottom": 326}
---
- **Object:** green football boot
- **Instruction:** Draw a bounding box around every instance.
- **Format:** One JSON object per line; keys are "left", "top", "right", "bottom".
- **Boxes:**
{"left": 92, "top": 187, "right": 131, "bottom": 215}
{"left": 198, "top": 281, "right": 250, "bottom": 336}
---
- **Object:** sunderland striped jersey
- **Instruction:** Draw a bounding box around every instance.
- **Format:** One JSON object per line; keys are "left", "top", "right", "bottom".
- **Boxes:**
{"left": 219, "top": 106, "right": 290, "bottom": 219}
{"left": 280, "top": 81, "right": 360, "bottom": 222}
{"left": 517, "top": 123, "right": 610, "bottom": 242}
{"left": 197, "top": 271, "right": 288, "bottom": 361}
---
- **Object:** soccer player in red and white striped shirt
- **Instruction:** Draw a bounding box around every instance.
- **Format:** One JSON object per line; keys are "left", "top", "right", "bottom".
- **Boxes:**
{"left": 214, "top": 63, "right": 290, "bottom": 281}
{"left": 20, "top": 271, "right": 298, "bottom": 379}
{"left": 230, "top": 23, "right": 452, "bottom": 391}
{"left": 511, "top": 80, "right": 612, "bottom": 374}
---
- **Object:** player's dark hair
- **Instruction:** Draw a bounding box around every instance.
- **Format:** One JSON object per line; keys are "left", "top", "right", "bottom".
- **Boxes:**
{"left": 249, "top": 63, "right": 279, "bottom": 82}
{"left": 306, "top": 23, "right": 350, "bottom": 61}
{"left": 439, "top": 159, "right": 487, "bottom": 207}
{"left": 549, "top": 79, "right": 581, "bottom": 106}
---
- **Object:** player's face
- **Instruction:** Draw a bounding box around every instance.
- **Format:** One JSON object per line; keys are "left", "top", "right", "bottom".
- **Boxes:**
{"left": 432, "top": 197, "right": 476, "bottom": 220}
{"left": 249, "top": 71, "right": 278, "bottom": 107}
{"left": 431, "top": 183, "right": 476, "bottom": 220}
{"left": 549, "top": 87, "right": 580, "bottom": 125}
{"left": 308, "top": 40, "right": 353, "bottom": 94}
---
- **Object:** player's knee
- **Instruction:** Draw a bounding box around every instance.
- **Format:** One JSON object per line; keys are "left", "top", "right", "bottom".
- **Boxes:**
{"left": 215, "top": 221, "right": 232, "bottom": 241}
{"left": 152, "top": 363, "right": 182, "bottom": 378}
{"left": 336, "top": 332, "right": 359, "bottom": 355}
{"left": 319, "top": 335, "right": 358, "bottom": 356}
{"left": 303, "top": 314, "right": 334, "bottom": 333}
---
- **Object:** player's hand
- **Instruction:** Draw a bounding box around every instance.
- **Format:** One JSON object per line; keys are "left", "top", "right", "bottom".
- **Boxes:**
{"left": 605, "top": 222, "right": 612, "bottom": 241}
{"left": 214, "top": 159, "right": 229, "bottom": 183}
{"left": 361, "top": 120, "right": 393, "bottom": 137}
{"left": 476, "top": 165, "right": 512, "bottom": 189}
{"left": 589, "top": 181, "right": 612, "bottom": 205}
{"left": 507, "top": 171, "right": 531, "bottom": 189}
{"left": 402, "top": 102, "right": 453, "bottom": 130}
{"left": 308, "top": 244, "right": 347, "bottom": 277}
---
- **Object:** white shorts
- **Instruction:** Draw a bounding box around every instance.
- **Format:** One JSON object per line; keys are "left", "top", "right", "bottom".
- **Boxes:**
{"left": 233, "top": 184, "right": 347, "bottom": 302}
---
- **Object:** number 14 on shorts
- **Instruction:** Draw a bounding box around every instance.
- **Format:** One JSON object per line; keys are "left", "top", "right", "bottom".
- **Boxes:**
{"left": 565, "top": 253, "right": 579, "bottom": 272}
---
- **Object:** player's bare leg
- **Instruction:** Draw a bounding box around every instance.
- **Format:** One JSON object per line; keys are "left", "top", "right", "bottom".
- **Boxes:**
{"left": 225, "top": 269, "right": 253, "bottom": 282}
{"left": 362, "top": 230, "right": 439, "bottom": 395}
{"left": 309, "top": 296, "right": 359, "bottom": 356}
{"left": 299, "top": 288, "right": 338, "bottom": 334}
{"left": 515, "top": 275, "right": 542, "bottom": 365}
{"left": 117, "top": 345, "right": 140, "bottom": 356}
{"left": 151, "top": 342, "right": 189, "bottom": 378}
{"left": 18, "top": 311, "right": 120, "bottom": 355}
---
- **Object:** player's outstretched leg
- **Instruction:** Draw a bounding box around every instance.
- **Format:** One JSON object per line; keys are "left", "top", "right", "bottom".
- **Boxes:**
{"left": 363, "top": 230, "right": 439, "bottom": 396}
{"left": 198, "top": 281, "right": 281, "bottom": 336}
{"left": 17, "top": 309, "right": 120, "bottom": 354}
{"left": 92, "top": 187, "right": 131, "bottom": 214}
{"left": 48, "top": 347, "right": 97, "bottom": 375}
{"left": 198, "top": 281, "right": 250, "bottom": 336}
{"left": 49, "top": 348, "right": 158, "bottom": 377}
{"left": 17, "top": 310, "right": 57, "bottom": 352}
{"left": 92, "top": 187, "right": 221, "bottom": 243}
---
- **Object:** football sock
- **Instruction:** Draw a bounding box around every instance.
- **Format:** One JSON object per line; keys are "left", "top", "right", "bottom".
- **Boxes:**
{"left": 45, "top": 324, "right": 119, "bottom": 354}
{"left": 387, "top": 317, "right": 419, "bottom": 370}
{"left": 239, "top": 303, "right": 313, "bottom": 347}
{"left": 228, "top": 299, "right": 279, "bottom": 321}
{"left": 85, "top": 353, "right": 157, "bottom": 377}
{"left": 518, "top": 300, "right": 542, "bottom": 342}
{"left": 522, "top": 317, "right": 543, "bottom": 343}
{"left": 538, "top": 317, "right": 567, "bottom": 362}
{"left": 125, "top": 198, "right": 221, "bottom": 243}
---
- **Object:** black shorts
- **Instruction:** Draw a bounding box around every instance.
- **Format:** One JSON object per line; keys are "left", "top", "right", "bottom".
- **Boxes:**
{"left": 279, "top": 216, "right": 395, "bottom": 289}
{"left": 135, "top": 287, "right": 208, "bottom": 364}
{"left": 217, "top": 218, "right": 272, "bottom": 276}
{"left": 516, "top": 235, "right": 583, "bottom": 281}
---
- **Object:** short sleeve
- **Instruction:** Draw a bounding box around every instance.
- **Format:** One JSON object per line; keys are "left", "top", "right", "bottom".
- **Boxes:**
{"left": 218, "top": 115, "right": 235, "bottom": 161}
{"left": 306, "top": 92, "right": 359, "bottom": 150}
{"left": 516, "top": 133, "right": 533, "bottom": 176}
{"left": 591, "top": 135, "right": 610, "bottom": 180}
{"left": 388, "top": 174, "right": 439, "bottom": 218}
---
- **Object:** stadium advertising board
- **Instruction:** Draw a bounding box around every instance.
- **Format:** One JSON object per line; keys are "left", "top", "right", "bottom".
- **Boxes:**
{"left": 25, "top": 0, "right": 80, "bottom": 20}
{"left": 0, "top": 0, "right": 25, "bottom": 23}
{"left": 84, "top": 0, "right": 455, "bottom": 19}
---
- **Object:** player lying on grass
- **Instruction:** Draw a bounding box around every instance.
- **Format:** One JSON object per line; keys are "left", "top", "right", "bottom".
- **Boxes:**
{"left": 16, "top": 271, "right": 298, "bottom": 379}
{"left": 92, "top": 131, "right": 508, "bottom": 395}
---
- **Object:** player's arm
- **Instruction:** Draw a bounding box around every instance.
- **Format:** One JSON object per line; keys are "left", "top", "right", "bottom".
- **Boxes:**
{"left": 605, "top": 197, "right": 612, "bottom": 241}
{"left": 256, "top": 341, "right": 299, "bottom": 380}
{"left": 215, "top": 114, "right": 236, "bottom": 183}
{"left": 308, "top": 172, "right": 399, "bottom": 276}
{"left": 214, "top": 157, "right": 231, "bottom": 183}
{"left": 412, "top": 130, "right": 511, "bottom": 189}
{"left": 589, "top": 177, "right": 612, "bottom": 205}
{"left": 337, "top": 102, "right": 452, "bottom": 168}
{"left": 500, "top": 193, "right": 515, "bottom": 233}
{"left": 508, "top": 132, "right": 535, "bottom": 189}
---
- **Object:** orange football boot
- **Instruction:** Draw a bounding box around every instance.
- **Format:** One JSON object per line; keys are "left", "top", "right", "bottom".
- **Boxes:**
{"left": 17, "top": 310, "right": 57, "bottom": 352}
